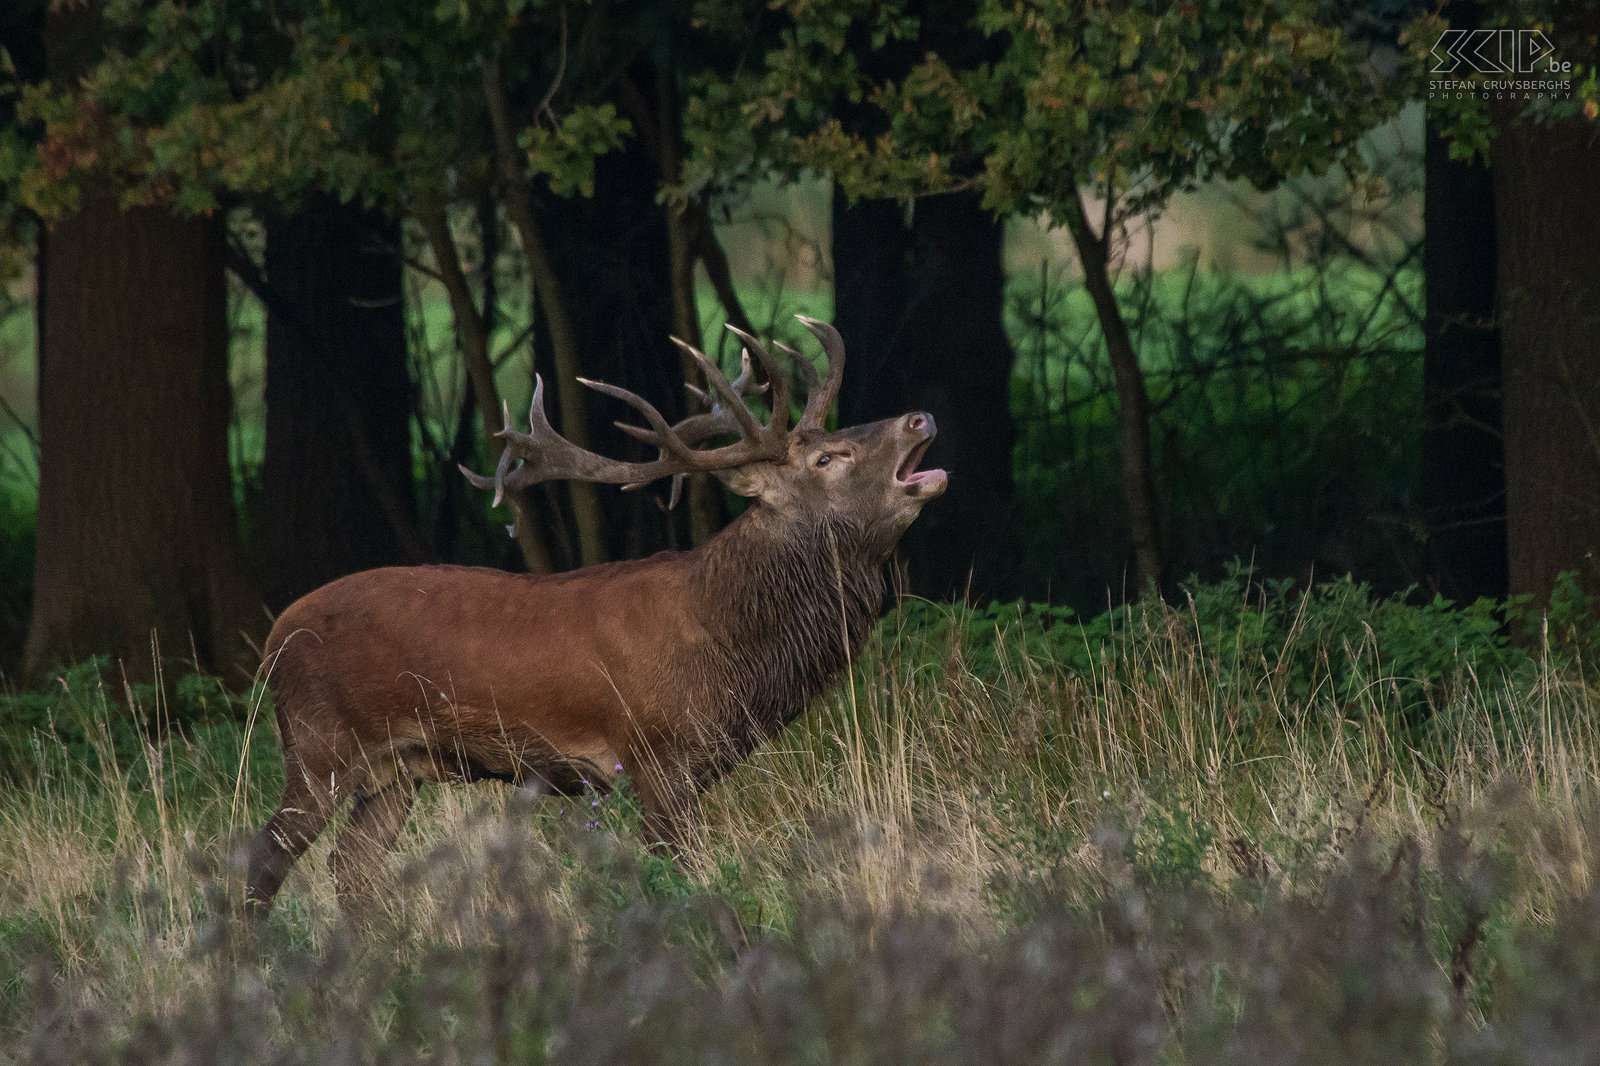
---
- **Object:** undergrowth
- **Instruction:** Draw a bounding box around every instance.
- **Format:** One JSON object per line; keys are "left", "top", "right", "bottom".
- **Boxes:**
{"left": 2, "top": 575, "right": 1599, "bottom": 1063}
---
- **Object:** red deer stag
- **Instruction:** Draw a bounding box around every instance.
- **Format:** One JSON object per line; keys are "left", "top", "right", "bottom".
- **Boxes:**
{"left": 244, "top": 317, "right": 946, "bottom": 914}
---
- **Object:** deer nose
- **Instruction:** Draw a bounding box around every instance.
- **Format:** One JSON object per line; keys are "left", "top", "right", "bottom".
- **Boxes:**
{"left": 906, "top": 412, "right": 934, "bottom": 434}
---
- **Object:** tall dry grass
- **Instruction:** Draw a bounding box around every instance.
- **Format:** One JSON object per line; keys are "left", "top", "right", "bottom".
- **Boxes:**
{"left": 2, "top": 588, "right": 1599, "bottom": 1061}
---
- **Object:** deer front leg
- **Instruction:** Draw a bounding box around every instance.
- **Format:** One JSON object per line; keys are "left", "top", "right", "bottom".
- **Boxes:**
{"left": 624, "top": 753, "right": 704, "bottom": 854}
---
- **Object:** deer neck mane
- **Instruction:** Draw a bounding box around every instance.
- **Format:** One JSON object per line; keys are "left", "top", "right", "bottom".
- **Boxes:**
{"left": 690, "top": 505, "right": 886, "bottom": 732}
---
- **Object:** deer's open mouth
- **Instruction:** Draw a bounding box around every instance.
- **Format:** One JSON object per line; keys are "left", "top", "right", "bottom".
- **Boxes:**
{"left": 895, "top": 438, "right": 948, "bottom": 497}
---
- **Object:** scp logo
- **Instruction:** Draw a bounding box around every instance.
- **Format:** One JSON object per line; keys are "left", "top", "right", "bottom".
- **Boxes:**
{"left": 1431, "top": 29, "right": 1572, "bottom": 75}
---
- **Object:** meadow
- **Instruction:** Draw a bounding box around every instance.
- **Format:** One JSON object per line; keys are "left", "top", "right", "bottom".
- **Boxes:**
{"left": 5, "top": 154, "right": 1555, "bottom": 1063}
{"left": 4, "top": 570, "right": 1600, "bottom": 1063}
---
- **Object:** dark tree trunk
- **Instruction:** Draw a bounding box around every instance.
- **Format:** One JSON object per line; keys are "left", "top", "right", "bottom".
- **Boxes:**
{"left": 419, "top": 207, "right": 555, "bottom": 575}
{"left": 1065, "top": 194, "right": 1162, "bottom": 592}
{"left": 260, "top": 197, "right": 421, "bottom": 610}
{"left": 834, "top": 191, "right": 1019, "bottom": 601}
{"left": 24, "top": 203, "right": 259, "bottom": 681}
{"left": 483, "top": 59, "right": 609, "bottom": 568}
{"left": 1421, "top": 122, "right": 1506, "bottom": 603}
{"left": 539, "top": 134, "right": 683, "bottom": 560}
{"left": 1492, "top": 110, "right": 1600, "bottom": 603}
{"left": 640, "top": 69, "right": 727, "bottom": 547}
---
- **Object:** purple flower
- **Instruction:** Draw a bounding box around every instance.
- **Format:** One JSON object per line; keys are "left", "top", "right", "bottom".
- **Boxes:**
{"left": 614, "top": 764, "right": 624, "bottom": 772}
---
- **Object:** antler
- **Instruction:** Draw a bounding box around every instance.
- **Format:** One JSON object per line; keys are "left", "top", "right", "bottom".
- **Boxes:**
{"left": 616, "top": 346, "right": 768, "bottom": 508}
{"left": 461, "top": 315, "right": 847, "bottom": 508}
{"left": 793, "top": 315, "right": 845, "bottom": 431}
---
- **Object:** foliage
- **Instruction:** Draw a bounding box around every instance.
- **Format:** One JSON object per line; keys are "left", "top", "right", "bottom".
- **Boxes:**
{"left": 7, "top": 0, "right": 509, "bottom": 216}
{"left": 903, "top": 563, "right": 1539, "bottom": 731}
{"left": 0, "top": 658, "right": 239, "bottom": 785}
{"left": 520, "top": 103, "right": 633, "bottom": 197}
{"left": 1404, "top": 0, "right": 1600, "bottom": 163}
{"left": 687, "top": 0, "right": 1407, "bottom": 215}
{"left": 1537, "top": 567, "right": 1600, "bottom": 662}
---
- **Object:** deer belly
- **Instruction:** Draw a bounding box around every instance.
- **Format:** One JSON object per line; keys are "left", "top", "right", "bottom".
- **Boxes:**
{"left": 373, "top": 691, "right": 621, "bottom": 795}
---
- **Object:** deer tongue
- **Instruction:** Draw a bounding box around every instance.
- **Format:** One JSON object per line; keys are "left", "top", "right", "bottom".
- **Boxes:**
{"left": 895, "top": 440, "right": 947, "bottom": 496}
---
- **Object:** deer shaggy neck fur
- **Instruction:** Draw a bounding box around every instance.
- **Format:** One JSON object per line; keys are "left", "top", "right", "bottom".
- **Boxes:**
{"left": 686, "top": 506, "right": 886, "bottom": 768}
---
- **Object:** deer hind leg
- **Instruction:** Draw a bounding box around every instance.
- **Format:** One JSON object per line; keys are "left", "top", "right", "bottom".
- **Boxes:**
{"left": 244, "top": 770, "right": 343, "bottom": 918}
{"left": 330, "top": 781, "right": 417, "bottom": 920}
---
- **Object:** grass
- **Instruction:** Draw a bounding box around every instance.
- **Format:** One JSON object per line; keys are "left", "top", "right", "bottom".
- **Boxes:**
{"left": 3, "top": 577, "right": 1600, "bottom": 1061}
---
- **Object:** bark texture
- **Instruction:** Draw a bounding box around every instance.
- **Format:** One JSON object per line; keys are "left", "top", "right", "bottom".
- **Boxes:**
{"left": 1065, "top": 193, "right": 1162, "bottom": 591}
{"left": 1492, "top": 111, "right": 1600, "bottom": 602}
{"left": 25, "top": 203, "right": 258, "bottom": 680}
{"left": 261, "top": 196, "right": 420, "bottom": 610}
{"left": 1421, "top": 123, "right": 1506, "bottom": 602}
{"left": 834, "top": 192, "right": 1019, "bottom": 599}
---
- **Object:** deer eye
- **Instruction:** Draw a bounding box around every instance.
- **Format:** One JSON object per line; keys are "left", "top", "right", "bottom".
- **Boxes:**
{"left": 814, "top": 454, "right": 830, "bottom": 468}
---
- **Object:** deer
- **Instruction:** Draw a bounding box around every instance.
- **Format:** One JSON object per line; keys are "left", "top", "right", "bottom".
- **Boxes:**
{"left": 243, "top": 316, "right": 946, "bottom": 915}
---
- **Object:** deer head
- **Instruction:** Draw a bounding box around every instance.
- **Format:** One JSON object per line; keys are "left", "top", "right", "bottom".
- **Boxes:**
{"left": 462, "top": 316, "right": 947, "bottom": 555}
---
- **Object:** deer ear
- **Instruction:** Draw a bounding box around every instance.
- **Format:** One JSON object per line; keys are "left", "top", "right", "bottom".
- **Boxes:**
{"left": 713, "top": 464, "right": 766, "bottom": 498}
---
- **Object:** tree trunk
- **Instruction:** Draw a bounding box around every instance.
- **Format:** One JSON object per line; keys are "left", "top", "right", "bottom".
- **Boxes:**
{"left": 419, "top": 207, "right": 555, "bottom": 575}
{"left": 1066, "top": 193, "right": 1162, "bottom": 591}
{"left": 1493, "top": 110, "right": 1600, "bottom": 603}
{"left": 1421, "top": 121, "right": 1506, "bottom": 603}
{"left": 535, "top": 122, "right": 684, "bottom": 560}
{"left": 483, "top": 58, "right": 609, "bottom": 568}
{"left": 24, "top": 202, "right": 259, "bottom": 681}
{"left": 665, "top": 203, "right": 724, "bottom": 547}
{"left": 641, "top": 68, "right": 724, "bottom": 547}
{"left": 834, "top": 191, "right": 1020, "bottom": 601}
{"left": 260, "top": 196, "right": 421, "bottom": 610}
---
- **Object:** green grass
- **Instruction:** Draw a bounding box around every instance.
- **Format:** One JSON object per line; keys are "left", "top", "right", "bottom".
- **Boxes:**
{"left": 3, "top": 579, "right": 1600, "bottom": 1061}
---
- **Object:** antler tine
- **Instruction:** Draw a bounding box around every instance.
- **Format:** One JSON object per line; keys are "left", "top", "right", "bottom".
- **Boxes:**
{"left": 479, "top": 374, "right": 723, "bottom": 496}
{"left": 575, "top": 376, "right": 703, "bottom": 466}
{"left": 669, "top": 337, "right": 767, "bottom": 443}
{"left": 725, "top": 324, "right": 791, "bottom": 434}
{"left": 525, "top": 376, "right": 547, "bottom": 430}
{"left": 458, "top": 398, "right": 522, "bottom": 506}
{"left": 614, "top": 413, "right": 719, "bottom": 447}
{"left": 727, "top": 348, "right": 758, "bottom": 394}
{"left": 618, "top": 348, "right": 769, "bottom": 453}
{"left": 457, "top": 441, "right": 517, "bottom": 508}
{"left": 776, "top": 341, "right": 819, "bottom": 394}
{"left": 794, "top": 315, "right": 846, "bottom": 431}
{"left": 681, "top": 349, "right": 756, "bottom": 409}
{"left": 462, "top": 344, "right": 792, "bottom": 505}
